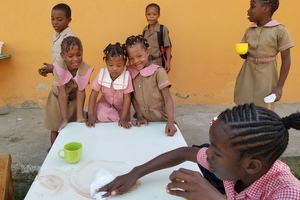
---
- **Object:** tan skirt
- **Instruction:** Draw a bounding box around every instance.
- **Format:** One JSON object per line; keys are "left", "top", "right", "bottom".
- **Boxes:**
{"left": 44, "top": 91, "right": 77, "bottom": 131}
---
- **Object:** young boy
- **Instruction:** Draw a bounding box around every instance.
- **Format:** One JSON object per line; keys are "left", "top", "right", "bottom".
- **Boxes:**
{"left": 142, "top": 3, "right": 172, "bottom": 73}
{"left": 38, "top": 3, "right": 75, "bottom": 77}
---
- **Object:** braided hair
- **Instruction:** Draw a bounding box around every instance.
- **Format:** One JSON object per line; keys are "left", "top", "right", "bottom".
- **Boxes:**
{"left": 103, "top": 43, "right": 127, "bottom": 62}
{"left": 218, "top": 103, "right": 300, "bottom": 165}
{"left": 261, "top": 0, "right": 279, "bottom": 14}
{"left": 61, "top": 36, "right": 83, "bottom": 54}
{"left": 125, "top": 35, "right": 150, "bottom": 50}
{"left": 52, "top": 3, "right": 72, "bottom": 18}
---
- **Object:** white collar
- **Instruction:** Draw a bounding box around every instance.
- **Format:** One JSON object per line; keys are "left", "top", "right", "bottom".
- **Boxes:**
{"left": 98, "top": 68, "right": 129, "bottom": 90}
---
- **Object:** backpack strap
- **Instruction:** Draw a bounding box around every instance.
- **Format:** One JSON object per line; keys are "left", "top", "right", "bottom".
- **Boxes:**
{"left": 157, "top": 25, "right": 164, "bottom": 49}
{"left": 143, "top": 25, "right": 167, "bottom": 67}
{"left": 142, "top": 25, "right": 164, "bottom": 49}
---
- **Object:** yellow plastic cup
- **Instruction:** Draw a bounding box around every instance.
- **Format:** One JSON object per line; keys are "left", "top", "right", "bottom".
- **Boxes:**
{"left": 235, "top": 43, "right": 248, "bottom": 55}
{"left": 58, "top": 142, "right": 82, "bottom": 164}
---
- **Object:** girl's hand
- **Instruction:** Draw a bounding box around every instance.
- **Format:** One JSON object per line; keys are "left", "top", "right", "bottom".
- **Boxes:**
{"left": 38, "top": 62, "right": 54, "bottom": 77}
{"left": 132, "top": 116, "right": 148, "bottom": 127}
{"left": 97, "top": 173, "right": 139, "bottom": 198}
{"left": 58, "top": 120, "right": 68, "bottom": 132}
{"left": 86, "top": 115, "right": 98, "bottom": 127}
{"left": 271, "top": 86, "right": 283, "bottom": 102}
{"left": 165, "top": 122, "right": 177, "bottom": 136}
{"left": 167, "top": 168, "right": 225, "bottom": 200}
{"left": 118, "top": 119, "right": 132, "bottom": 129}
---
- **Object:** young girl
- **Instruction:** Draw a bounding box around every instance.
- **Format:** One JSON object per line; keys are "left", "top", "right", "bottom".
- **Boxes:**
{"left": 234, "top": 0, "right": 294, "bottom": 110}
{"left": 97, "top": 103, "right": 300, "bottom": 199}
{"left": 44, "top": 36, "right": 93, "bottom": 145}
{"left": 85, "top": 43, "right": 133, "bottom": 129}
{"left": 125, "top": 35, "right": 177, "bottom": 136}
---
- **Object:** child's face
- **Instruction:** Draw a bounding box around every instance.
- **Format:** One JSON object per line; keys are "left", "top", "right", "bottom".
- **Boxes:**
{"left": 247, "top": 0, "right": 268, "bottom": 23}
{"left": 106, "top": 56, "right": 126, "bottom": 81}
{"left": 145, "top": 6, "right": 160, "bottom": 25}
{"left": 61, "top": 45, "right": 82, "bottom": 72}
{"left": 51, "top": 9, "right": 71, "bottom": 33}
{"left": 206, "top": 120, "right": 249, "bottom": 181}
{"left": 127, "top": 44, "right": 149, "bottom": 71}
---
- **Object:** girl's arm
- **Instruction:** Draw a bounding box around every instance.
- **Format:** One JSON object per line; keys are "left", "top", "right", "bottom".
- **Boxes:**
{"left": 57, "top": 85, "right": 68, "bottom": 132}
{"left": 76, "top": 89, "right": 86, "bottom": 122}
{"left": 161, "top": 87, "right": 177, "bottom": 136}
{"left": 118, "top": 92, "right": 132, "bottom": 129}
{"left": 98, "top": 147, "right": 199, "bottom": 197}
{"left": 86, "top": 90, "right": 99, "bottom": 127}
{"left": 272, "top": 49, "right": 291, "bottom": 101}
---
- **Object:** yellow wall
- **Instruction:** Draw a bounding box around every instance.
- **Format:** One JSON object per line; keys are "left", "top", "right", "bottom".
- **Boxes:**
{"left": 0, "top": 0, "right": 299, "bottom": 108}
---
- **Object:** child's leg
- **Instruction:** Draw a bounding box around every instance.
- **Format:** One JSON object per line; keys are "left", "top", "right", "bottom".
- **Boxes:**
{"left": 50, "top": 131, "right": 59, "bottom": 145}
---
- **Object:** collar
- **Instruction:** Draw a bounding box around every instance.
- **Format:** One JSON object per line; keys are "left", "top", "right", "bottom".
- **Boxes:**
{"left": 53, "top": 60, "right": 93, "bottom": 91}
{"left": 143, "top": 22, "right": 161, "bottom": 33}
{"left": 98, "top": 68, "right": 129, "bottom": 90}
{"left": 54, "top": 27, "right": 72, "bottom": 42}
{"left": 126, "top": 64, "right": 161, "bottom": 79}
{"left": 225, "top": 160, "right": 286, "bottom": 199}
{"left": 250, "top": 20, "right": 281, "bottom": 28}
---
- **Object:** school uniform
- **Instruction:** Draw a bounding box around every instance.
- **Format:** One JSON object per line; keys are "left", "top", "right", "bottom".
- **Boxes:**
{"left": 91, "top": 68, "right": 133, "bottom": 122}
{"left": 197, "top": 147, "right": 300, "bottom": 199}
{"left": 127, "top": 64, "right": 171, "bottom": 121}
{"left": 143, "top": 22, "right": 171, "bottom": 66}
{"left": 44, "top": 60, "right": 93, "bottom": 131}
{"left": 234, "top": 20, "right": 294, "bottom": 110}
{"left": 51, "top": 27, "right": 75, "bottom": 64}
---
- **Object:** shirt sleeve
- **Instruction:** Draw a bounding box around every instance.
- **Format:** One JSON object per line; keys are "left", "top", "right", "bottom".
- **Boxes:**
{"left": 156, "top": 68, "right": 171, "bottom": 90}
{"left": 196, "top": 147, "right": 209, "bottom": 169}
{"left": 163, "top": 25, "right": 172, "bottom": 47}
{"left": 277, "top": 25, "right": 294, "bottom": 52}
{"left": 123, "top": 73, "right": 134, "bottom": 94}
{"left": 91, "top": 73, "right": 101, "bottom": 91}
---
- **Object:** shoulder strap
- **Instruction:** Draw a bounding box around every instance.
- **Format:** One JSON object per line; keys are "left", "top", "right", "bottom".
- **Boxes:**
{"left": 142, "top": 30, "right": 146, "bottom": 37}
{"left": 157, "top": 25, "right": 164, "bottom": 48}
{"left": 142, "top": 25, "right": 148, "bottom": 37}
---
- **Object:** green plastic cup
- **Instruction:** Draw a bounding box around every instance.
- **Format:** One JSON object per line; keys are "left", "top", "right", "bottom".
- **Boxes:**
{"left": 58, "top": 142, "right": 82, "bottom": 164}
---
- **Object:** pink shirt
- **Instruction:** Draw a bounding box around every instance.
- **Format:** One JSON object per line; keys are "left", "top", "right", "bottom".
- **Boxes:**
{"left": 91, "top": 68, "right": 133, "bottom": 107}
{"left": 197, "top": 147, "right": 300, "bottom": 199}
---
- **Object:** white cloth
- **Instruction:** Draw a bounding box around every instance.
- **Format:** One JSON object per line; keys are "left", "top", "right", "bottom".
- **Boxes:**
{"left": 90, "top": 168, "right": 115, "bottom": 200}
{"left": 98, "top": 68, "right": 129, "bottom": 90}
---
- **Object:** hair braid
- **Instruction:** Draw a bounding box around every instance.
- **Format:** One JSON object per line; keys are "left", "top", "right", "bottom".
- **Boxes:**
{"left": 125, "top": 35, "right": 150, "bottom": 50}
{"left": 61, "top": 36, "right": 82, "bottom": 53}
{"left": 261, "top": 0, "right": 279, "bottom": 14}
{"left": 103, "top": 42, "right": 127, "bottom": 62}
{"left": 218, "top": 103, "right": 300, "bottom": 165}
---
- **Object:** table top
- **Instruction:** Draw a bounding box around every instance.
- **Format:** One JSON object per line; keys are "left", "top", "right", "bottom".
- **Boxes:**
{"left": 25, "top": 122, "right": 200, "bottom": 200}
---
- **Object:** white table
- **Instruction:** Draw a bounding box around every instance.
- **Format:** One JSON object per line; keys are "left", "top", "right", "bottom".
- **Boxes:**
{"left": 25, "top": 122, "right": 200, "bottom": 200}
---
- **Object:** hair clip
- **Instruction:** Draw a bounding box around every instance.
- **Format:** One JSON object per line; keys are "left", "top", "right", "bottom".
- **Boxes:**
{"left": 210, "top": 115, "right": 219, "bottom": 125}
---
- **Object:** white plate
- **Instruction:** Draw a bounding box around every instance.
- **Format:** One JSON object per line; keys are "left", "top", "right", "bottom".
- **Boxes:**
{"left": 69, "top": 160, "right": 126, "bottom": 197}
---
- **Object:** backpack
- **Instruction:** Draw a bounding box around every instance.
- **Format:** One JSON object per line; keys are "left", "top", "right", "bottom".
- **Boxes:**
{"left": 143, "top": 25, "right": 171, "bottom": 68}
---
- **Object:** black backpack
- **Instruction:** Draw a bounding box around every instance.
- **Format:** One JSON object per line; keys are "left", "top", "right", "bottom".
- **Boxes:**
{"left": 143, "top": 25, "right": 169, "bottom": 68}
